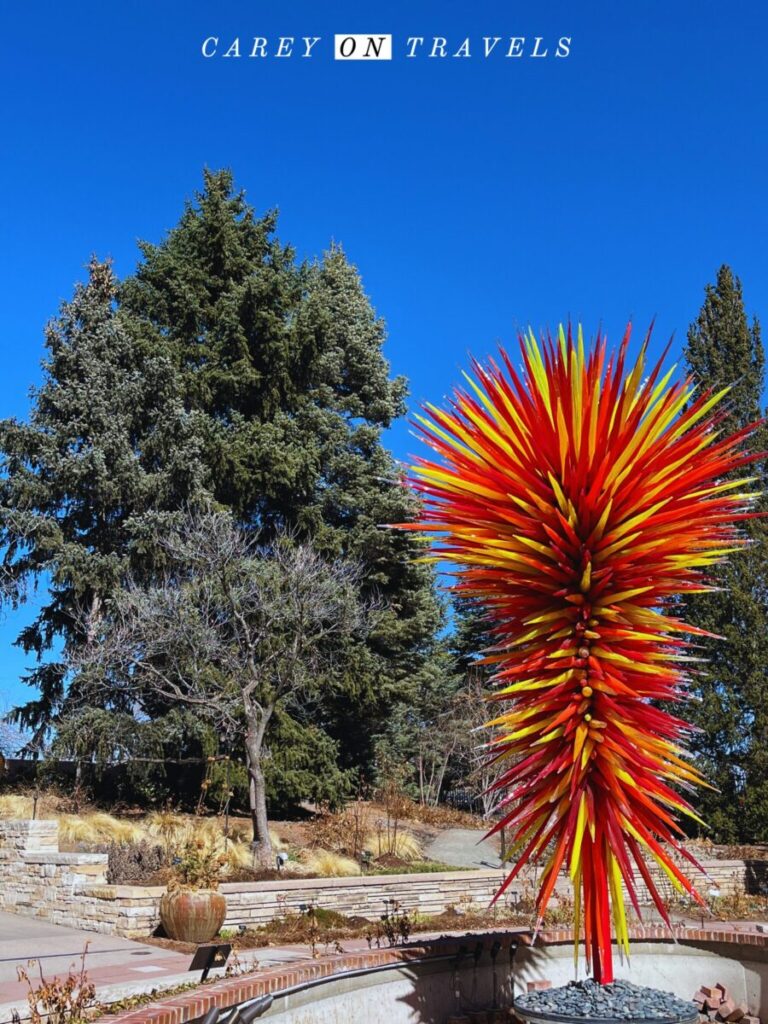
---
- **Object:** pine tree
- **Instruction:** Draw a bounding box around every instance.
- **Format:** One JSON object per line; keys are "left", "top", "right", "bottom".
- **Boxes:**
{"left": 682, "top": 265, "right": 768, "bottom": 841}
{"left": 0, "top": 259, "right": 208, "bottom": 746}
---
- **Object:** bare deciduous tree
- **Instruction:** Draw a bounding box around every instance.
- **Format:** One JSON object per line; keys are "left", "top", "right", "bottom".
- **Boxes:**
{"left": 73, "top": 509, "right": 366, "bottom": 864}
{"left": 461, "top": 670, "right": 518, "bottom": 862}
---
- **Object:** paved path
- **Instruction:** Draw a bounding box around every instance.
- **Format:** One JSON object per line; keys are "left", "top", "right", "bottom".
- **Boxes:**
{"left": 5, "top": 906, "right": 768, "bottom": 1023}
{"left": 0, "top": 910, "right": 496, "bottom": 1023}
{"left": 0, "top": 912, "right": 309, "bottom": 1023}
{"left": 424, "top": 827, "right": 502, "bottom": 870}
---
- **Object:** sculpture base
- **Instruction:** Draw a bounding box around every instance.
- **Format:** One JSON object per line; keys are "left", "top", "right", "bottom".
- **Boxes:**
{"left": 515, "top": 979, "right": 699, "bottom": 1024}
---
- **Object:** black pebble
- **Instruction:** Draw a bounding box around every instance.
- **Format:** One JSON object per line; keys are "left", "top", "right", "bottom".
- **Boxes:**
{"left": 517, "top": 980, "right": 699, "bottom": 1022}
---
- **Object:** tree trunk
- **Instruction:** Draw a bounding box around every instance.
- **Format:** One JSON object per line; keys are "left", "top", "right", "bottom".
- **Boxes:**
{"left": 74, "top": 760, "right": 84, "bottom": 813}
{"left": 243, "top": 710, "right": 273, "bottom": 867}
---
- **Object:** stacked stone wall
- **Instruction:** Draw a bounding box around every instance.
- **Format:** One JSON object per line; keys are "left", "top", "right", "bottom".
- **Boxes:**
{"left": 0, "top": 819, "right": 755, "bottom": 940}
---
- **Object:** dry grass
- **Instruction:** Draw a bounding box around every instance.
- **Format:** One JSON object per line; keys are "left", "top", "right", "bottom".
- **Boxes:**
{"left": 222, "top": 836, "right": 289, "bottom": 872}
{"left": 0, "top": 793, "right": 64, "bottom": 819}
{"left": 0, "top": 797, "right": 145, "bottom": 846}
{"left": 144, "top": 812, "right": 284, "bottom": 851}
{"left": 222, "top": 840, "right": 256, "bottom": 871}
{"left": 57, "top": 813, "right": 144, "bottom": 845}
{"left": 148, "top": 905, "right": 536, "bottom": 957}
{"left": 0, "top": 792, "right": 453, "bottom": 879}
{"left": 364, "top": 829, "right": 423, "bottom": 863}
{"left": 297, "top": 848, "right": 362, "bottom": 877}
{"left": 0, "top": 799, "right": 288, "bottom": 864}
{"left": 90, "top": 812, "right": 144, "bottom": 843}
{"left": 405, "top": 801, "right": 486, "bottom": 829}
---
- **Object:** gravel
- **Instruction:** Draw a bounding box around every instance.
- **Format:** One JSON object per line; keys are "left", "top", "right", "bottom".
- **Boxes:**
{"left": 516, "top": 979, "right": 699, "bottom": 1022}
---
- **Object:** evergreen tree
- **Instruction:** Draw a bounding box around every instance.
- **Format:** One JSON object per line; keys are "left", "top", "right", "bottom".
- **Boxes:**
{"left": 2, "top": 171, "right": 442, "bottom": 790}
{"left": 682, "top": 265, "right": 768, "bottom": 841}
{"left": 0, "top": 260, "right": 207, "bottom": 746}
{"left": 120, "top": 170, "right": 442, "bottom": 771}
{"left": 451, "top": 595, "right": 497, "bottom": 682}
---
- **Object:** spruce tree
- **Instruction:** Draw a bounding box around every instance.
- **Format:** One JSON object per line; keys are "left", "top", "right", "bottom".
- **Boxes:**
{"left": 0, "top": 259, "right": 208, "bottom": 746}
{"left": 120, "top": 171, "right": 442, "bottom": 771}
{"left": 3, "top": 171, "right": 443, "bottom": 789}
{"left": 682, "top": 265, "right": 768, "bottom": 841}
{"left": 451, "top": 595, "right": 497, "bottom": 682}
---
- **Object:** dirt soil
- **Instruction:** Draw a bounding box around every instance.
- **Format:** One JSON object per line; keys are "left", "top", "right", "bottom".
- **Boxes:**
{"left": 143, "top": 904, "right": 535, "bottom": 956}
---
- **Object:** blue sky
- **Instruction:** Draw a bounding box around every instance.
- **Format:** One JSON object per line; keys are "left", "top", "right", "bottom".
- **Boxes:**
{"left": 1, "top": 0, "right": 767, "bottom": 713}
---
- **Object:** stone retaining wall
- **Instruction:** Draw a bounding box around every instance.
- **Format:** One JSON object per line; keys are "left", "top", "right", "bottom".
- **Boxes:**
{"left": 0, "top": 819, "right": 111, "bottom": 930}
{"left": 0, "top": 819, "right": 757, "bottom": 940}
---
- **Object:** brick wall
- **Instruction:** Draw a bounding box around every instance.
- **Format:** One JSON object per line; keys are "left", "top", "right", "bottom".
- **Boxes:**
{"left": 0, "top": 819, "right": 757, "bottom": 941}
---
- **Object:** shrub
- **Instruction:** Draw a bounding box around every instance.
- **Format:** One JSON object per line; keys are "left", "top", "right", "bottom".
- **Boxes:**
{"left": 14, "top": 946, "right": 95, "bottom": 1024}
{"left": 106, "top": 841, "right": 168, "bottom": 884}
{"left": 306, "top": 800, "right": 372, "bottom": 859}
{"left": 167, "top": 835, "right": 227, "bottom": 890}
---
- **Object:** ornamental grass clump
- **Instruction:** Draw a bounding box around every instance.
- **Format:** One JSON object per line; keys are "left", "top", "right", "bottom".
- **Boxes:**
{"left": 400, "top": 323, "right": 764, "bottom": 982}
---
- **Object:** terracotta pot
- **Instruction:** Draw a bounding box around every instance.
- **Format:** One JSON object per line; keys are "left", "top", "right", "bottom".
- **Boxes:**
{"left": 159, "top": 888, "right": 226, "bottom": 943}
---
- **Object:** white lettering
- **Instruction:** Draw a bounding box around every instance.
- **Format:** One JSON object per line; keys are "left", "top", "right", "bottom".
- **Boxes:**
{"left": 250, "top": 37, "right": 267, "bottom": 57}
{"left": 483, "top": 36, "right": 501, "bottom": 57}
{"left": 275, "top": 37, "right": 294, "bottom": 57}
{"left": 507, "top": 37, "right": 525, "bottom": 57}
{"left": 406, "top": 36, "right": 424, "bottom": 57}
{"left": 531, "top": 37, "right": 549, "bottom": 58}
{"left": 556, "top": 37, "right": 572, "bottom": 58}
{"left": 222, "top": 38, "right": 241, "bottom": 58}
{"left": 201, "top": 37, "right": 218, "bottom": 58}
{"left": 302, "top": 36, "right": 321, "bottom": 57}
{"left": 430, "top": 37, "right": 447, "bottom": 58}
{"left": 453, "top": 38, "right": 471, "bottom": 58}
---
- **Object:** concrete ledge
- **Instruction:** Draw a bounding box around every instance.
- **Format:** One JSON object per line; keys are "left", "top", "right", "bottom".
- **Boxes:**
{"left": 218, "top": 868, "right": 496, "bottom": 893}
{"left": 22, "top": 852, "right": 108, "bottom": 865}
{"left": 86, "top": 885, "right": 166, "bottom": 899}
{"left": 528, "top": 924, "right": 768, "bottom": 948}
